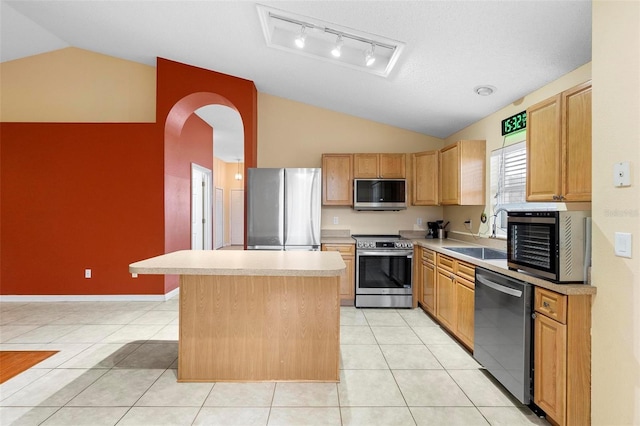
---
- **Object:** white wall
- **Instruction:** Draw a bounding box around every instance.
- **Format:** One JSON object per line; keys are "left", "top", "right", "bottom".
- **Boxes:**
{"left": 591, "top": 2, "right": 640, "bottom": 424}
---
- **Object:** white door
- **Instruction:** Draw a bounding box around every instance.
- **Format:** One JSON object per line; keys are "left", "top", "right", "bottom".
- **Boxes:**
{"left": 215, "top": 188, "right": 223, "bottom": 249}
{"left": 191, "top": 164, "right": 212, "bottom": 250}
{"left": 231, "top": 189, "right": 244, "bottom": 246}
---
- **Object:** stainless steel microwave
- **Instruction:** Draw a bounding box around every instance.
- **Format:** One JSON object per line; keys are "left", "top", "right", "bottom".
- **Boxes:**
{"left": 507, "top": 210, "right": 592, "bottom": 283}
{"left": 353, "top": 179, "right": 407, "bottom": 211}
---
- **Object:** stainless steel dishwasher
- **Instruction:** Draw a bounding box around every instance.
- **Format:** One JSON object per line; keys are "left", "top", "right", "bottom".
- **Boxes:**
{"left": 474, "top": 267, "right": 533, "bottom": 404}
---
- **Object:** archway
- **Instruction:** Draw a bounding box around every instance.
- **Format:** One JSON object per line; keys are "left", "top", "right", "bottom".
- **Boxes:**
{"left": 163, "top": 92, "right": 244, "bottom": 256}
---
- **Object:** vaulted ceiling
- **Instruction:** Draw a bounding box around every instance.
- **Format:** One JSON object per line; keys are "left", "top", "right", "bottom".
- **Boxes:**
{"left": 1, "top": 1, "right": 592, "bottom": 161}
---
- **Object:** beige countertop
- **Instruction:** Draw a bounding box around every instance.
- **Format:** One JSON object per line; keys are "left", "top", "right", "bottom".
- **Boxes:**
{"left": 321, "top": 237, "right": 356, "bottom": 245}
{"left": 412, "top": 238, "right": 596, "bottom": 296}
{"left": 129, "top": 250, "right": 346, "bottom": 277}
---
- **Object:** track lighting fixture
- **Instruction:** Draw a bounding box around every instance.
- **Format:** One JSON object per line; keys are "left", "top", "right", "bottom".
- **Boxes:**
{"left": 257, "top": 5, "right": 406, "bottom": 77}
{"left": 364, "top": 44, "right": 376, "bottom": 66}
{"left": 331, "top": 35, "right": 343, "bottom": 57}
{"left": 294, "top": 25, "right": 306, "bottom": 48}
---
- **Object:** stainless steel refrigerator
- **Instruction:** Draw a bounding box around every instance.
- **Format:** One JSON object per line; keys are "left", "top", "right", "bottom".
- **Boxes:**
{"left": 247, "top": 168, "right": 321, "bottom": 251}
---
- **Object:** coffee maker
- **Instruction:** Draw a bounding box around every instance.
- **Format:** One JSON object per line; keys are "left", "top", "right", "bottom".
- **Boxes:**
{"left": 426, "top": 221, "right": 441, "bottom": 238}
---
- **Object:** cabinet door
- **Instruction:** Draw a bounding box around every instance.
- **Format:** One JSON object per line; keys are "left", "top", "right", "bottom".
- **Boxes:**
{"left": 422, "top": 260, "right": 436, "bottom": 315}
{"left": 455, "top": 277, "right": 474, "bottom": 350}
{"left": 534, "top": 313, "right": 567, "bottom": 425}
{"left": 379, "top": 154, "right": 406, "bottom": 178}
{"left": 458, "top": 141, "right": 486, "bottom": 205}
{"left": 353, "top": 154, "right": 379, "bottom": 178}
{"left": 436, "top": 269, "right": 456, "bottom": 332}
{"left": 415, "top": 255, "right": 424, "bottom": 307}
{"left": 439, "top": 144, "right": 459, "bottom": 205}
{"left": 562, "top": 82, "right": 592, "bottom": 201}
{"left": 412, "top": 151, "right": 439, "bottom": 205}
{"left": 340, "top": 254, "right": 355, "bottom": 302}
{"left": 322, "top": 154, "right": 353, "bottom": 205}
{"left": 527, "top": 95, "right": 562, "bottom": 201}
{"left": 322, "top": 244, "right": 355, "bottom": 303}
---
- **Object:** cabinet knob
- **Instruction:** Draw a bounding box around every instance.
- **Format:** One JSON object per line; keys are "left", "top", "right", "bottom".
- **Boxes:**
{"left": 532, "top": 313, "right": 537, "bottom": 319}
{"left": 543, "top": 301, "right": 550, "bottom": 308}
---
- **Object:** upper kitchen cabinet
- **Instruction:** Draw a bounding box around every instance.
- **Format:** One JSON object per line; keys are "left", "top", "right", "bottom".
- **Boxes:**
{"left": 353, "top": 153, "right": 406, "bottom": 178}
{"left": 412, "top": 150, "right": 439, "bottom": 205}
{"left": 322, "top": 154, "right": 353, "bottom": 206}
{"left": 439, "top": 140, "right": 486, "bottom": 205}
{"left": 526, "top": 81, "right": 592, "bottom": 202}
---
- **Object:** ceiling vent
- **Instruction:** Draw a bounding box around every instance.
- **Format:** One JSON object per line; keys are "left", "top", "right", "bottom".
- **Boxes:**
{"left": 257, "top": 4, "right": 405, "bottom": 78}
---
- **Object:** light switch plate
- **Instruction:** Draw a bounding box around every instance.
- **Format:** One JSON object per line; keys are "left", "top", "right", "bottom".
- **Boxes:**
{"left": 614, "top": 232, "right": 632, "bottom": 258}
{"left": 613, "top": 162, "right": 631, "bottom": 187}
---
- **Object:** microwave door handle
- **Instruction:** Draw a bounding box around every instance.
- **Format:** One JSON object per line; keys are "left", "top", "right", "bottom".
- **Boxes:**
{"left": 476, "top": 276, "right": 523, "bottom": 298}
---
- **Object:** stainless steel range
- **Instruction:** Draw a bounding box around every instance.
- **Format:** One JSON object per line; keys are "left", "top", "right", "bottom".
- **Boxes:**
{"left": 352, "top": 234, "right": 413, "bottom": 308}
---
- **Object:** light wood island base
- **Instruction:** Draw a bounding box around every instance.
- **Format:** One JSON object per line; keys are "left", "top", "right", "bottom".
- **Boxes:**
{"left": 129, "top": 250, "right": 345, "bottom": 383}
{"left": 179, "top": 274, "right": 340, "bottom": 382}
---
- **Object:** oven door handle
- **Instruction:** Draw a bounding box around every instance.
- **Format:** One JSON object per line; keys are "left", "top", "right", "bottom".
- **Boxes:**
{"left": 476, "top": 275, "right": 522, "bottom": 297}
{"left": 357, "top": 250, "right": 413, "bottom": 257}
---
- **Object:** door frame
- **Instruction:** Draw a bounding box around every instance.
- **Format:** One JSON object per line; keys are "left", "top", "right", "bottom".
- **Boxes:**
{"left": 191, "top": 163, "right": 212, "bottom": 250}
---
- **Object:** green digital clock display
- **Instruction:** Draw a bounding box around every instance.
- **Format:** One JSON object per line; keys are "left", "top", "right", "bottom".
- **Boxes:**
{"left": 501, "top": 111, "right": 527, "bottom": 135}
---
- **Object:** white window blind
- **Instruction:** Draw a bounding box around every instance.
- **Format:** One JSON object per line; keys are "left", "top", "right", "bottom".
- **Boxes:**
{"left": 490, "top": 141, "right": 527, "bottom": 233}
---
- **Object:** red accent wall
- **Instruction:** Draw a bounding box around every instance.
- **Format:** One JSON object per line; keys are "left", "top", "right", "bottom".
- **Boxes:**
{"left": 162, "top": 113, "right": 213, "bottom": 293}
{"left": 0, "top": 123, "right": 165, "bottom": 294}
{"left": 0, "top": 58, "right": 257, "bottom": 296}
{"left": 156, "top": 58, "right": 258, "bottom": 172}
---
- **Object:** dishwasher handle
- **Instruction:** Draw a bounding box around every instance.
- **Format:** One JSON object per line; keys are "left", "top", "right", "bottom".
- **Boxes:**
{"left": 476, "top": 275, "right": 523, "bottom": 298}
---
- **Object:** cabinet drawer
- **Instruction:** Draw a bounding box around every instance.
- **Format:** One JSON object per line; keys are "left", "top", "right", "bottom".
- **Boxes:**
{"left": 455, "top": 261, "right": 475, "bottom": 282}
{"left": 322, "top": 244, "right": 355, "bottom": 255}
{"left": 437, "top": 254, "right": 455, "bottom": 272}
{"left": 422, "top": 248, "right": 435, "bottom": 264}
{"left": 457, "top": 275, "right": 475, "bottom": 290}
{"left": 535, "top": 287, "right": 567, "bottom": 324}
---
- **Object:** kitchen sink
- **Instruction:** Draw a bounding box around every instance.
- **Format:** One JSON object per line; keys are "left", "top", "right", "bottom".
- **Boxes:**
{"left": 444, "top": 246, "right": 508, "bottom": 260}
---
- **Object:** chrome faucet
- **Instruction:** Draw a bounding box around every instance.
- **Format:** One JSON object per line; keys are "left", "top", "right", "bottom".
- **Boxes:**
{"left": 490, "top": 207, "right": 509, "bottom": 238}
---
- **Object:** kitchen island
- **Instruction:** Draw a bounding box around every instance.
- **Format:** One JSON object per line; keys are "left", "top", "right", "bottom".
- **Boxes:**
{"left": 129, "top": 250, "right": 345, "bottom": 383}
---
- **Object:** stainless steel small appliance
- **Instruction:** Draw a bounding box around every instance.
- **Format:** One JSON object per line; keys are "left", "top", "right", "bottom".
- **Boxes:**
{"left": 507, "top": 210, "right": 592, "bottom": 283}
{"left": 353, "top": 179, "right": 407, "bottom": 211}
{"left": 352, "top": 234, "right": 413, "bottom": 308}
{"left": 474, "top": 267, "right": 533, "bottom": 405}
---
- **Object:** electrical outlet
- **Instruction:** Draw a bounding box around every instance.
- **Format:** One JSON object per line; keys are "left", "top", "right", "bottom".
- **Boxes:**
{"left": 417, "top": 218, "right": 422, "bottom": 226}
{"left": 333, "top": 216, "right": 339, "bottom": 225}
{"left": 84, "top": 269, "right": 92, "bottom": 279}
{"left": 131, "top": 273, "right": 138, "bottom": 278}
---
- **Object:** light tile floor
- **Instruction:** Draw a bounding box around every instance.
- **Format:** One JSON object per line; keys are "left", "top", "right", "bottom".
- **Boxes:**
{"left": 0, "top": 299, "right": 550, "bottom": 425}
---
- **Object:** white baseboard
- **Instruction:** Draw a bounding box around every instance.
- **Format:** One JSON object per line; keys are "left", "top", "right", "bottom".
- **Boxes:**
{"left": 0, "top": 287, "right": 179, "bottom": 303}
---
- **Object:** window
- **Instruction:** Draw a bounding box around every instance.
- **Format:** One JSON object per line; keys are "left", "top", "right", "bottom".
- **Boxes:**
{"left": 490, "top": 140, "right": 526, "bottom": 236}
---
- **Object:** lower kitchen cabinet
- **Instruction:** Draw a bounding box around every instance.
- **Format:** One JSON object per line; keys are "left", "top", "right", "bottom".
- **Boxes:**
{"left": 422, "top": 251, "right": 436, "bottom": 315}
{"left": 430, "top": 252, "right": 475, "bottom": 351}
{"left": 455, "top": 276, "right": 474, "bottom": 349}
{"left": 533, "top": 287, "right": 591, "bottom": 426}
{"left": 321, "top": 243, "right": 355, "bottom": 305}
{"left": 436, "top": 268, "right": 456, "bottom": 331}
{"left": 414, "top": 246, "right": 436, "bottom": 314}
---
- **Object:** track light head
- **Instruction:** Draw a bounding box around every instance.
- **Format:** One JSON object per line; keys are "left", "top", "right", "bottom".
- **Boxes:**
{"left": 294, "top": 26, "right": 306, "bottom": 48}
{"left": 331, "top": 35, "right": 343, "bottom": 57}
